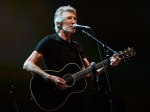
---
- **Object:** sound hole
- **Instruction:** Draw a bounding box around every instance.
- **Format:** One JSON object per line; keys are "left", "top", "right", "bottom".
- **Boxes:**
{"left": 63, "top": 74, "right": 75, "bottom": 87}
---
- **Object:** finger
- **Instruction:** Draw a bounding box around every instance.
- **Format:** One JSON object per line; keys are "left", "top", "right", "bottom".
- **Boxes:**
{"left": 57, "top": 81, "right": 67, "bottom": 86}
{"left": 54, "top": 79, "right": 58, "bottom": 83}
{"left": 117, "top": 57, "right": 121, "bottom": 61}
{"left": 59, "top": 87, "right": 66, "bottom": 90}
{"left": 55, "top": 82, "right": 57, "bottom": 85}
{"left": 114, "top": 57, "right": 121, "bottom": 62}
{"left": 59, "top": 78, "right": 66, "bottom": 83}
{"left": 113, "top": 54, "right": 121, "bottom": 61}
{"left": 113, "top": 54, "right": 117, "bottom": 57}
{"left": 113, "top": 54, "right": 121, "bottom": 60}
{"left": 59, "top": 77, "right": 66, "bottom": 81}
{"left": 59, "top": 85, "right": 68, "bottom": 90}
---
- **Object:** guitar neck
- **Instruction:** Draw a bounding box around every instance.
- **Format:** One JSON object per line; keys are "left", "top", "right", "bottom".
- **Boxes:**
{"left": 68, "top": 47, "right": 136, "bottom": 81}
{"left": 95, "top": 59, "right": 109, "bottom": 70}
{"left": 72, "top": 59, "right": 109, "bottom": 80}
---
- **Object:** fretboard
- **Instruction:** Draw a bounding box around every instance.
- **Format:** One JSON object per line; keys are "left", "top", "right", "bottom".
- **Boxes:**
{"left": 72, "top": 59, "right": 109, "bottom": 80}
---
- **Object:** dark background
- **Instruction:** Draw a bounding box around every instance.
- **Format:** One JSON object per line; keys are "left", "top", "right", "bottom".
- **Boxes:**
{"left": 0, "top": 0, "right": 150, "bottom": 112}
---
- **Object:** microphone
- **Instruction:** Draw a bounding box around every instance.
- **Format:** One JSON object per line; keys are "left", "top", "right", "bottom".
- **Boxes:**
{"left": 73, "top": 24, "right": 90, "bottom": 29}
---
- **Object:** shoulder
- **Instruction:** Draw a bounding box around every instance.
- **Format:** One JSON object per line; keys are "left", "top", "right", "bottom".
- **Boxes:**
{"left": 43, "top": 33, "right": 58, "bottom": 40}
{"left": 39, "top": 33, "right": 58, "bottom": 43}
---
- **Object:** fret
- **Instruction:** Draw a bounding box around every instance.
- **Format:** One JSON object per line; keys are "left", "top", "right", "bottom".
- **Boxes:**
{"left": 72, "top": 59, "right": 109, "bottom": 81}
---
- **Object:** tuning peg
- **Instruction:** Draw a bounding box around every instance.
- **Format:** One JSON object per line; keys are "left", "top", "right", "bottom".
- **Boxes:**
{"left": 127, "top": 47, "right": 131, "bottom": 51}
{"left": 119, "top": 51, "right": 123, "bottom": 54}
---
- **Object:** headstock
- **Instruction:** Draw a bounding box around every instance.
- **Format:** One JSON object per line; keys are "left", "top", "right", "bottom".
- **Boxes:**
{"left": 119, "top": 47, "right": 136, "bottom": 60}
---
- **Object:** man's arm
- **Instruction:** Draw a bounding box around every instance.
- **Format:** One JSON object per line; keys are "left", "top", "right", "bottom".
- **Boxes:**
{"left": 23, "top": 51, "right": 67, "bottom": 90}
{"left": 82, "top": 58, "right": 106, "bottom": 77}
{"left": 23, "top": 51, "right": 50, "bottom": 81}
{"left": 82, "top": 54, "right": 121, "bottom": 77}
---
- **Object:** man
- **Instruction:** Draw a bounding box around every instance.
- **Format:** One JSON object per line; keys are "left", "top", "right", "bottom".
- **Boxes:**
{"left": 23, "top": 5, "right": 121, "bottom": 112}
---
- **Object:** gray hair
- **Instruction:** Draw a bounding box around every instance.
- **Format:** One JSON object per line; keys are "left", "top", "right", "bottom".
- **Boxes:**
{"left": 54, "top": 5, "right": 76, "bottom": 33}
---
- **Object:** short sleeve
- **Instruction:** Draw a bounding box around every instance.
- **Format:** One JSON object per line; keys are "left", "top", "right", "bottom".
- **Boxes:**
{"left": 35, "top": 35, "right": 50, "bottom": 55}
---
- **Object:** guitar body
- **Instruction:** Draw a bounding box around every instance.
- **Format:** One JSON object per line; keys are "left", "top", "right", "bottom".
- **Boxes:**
{"left": 30, "top": 63, "right": 87, "bottom": 111}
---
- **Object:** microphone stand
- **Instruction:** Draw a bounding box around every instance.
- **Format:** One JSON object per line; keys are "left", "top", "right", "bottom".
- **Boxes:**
{"left": 90, "top": 62, "right": 100, "bottom": 92}
{"left": 5, "top": 84, "right": 19, "bottom": 112}
{"left": 82, "top": 29, "right": 119, "bottom": 112}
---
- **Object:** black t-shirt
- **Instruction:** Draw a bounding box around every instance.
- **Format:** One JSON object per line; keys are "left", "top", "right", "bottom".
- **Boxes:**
{"left": 35, "top": 33, "right": 85, "bottom": 71}
{"left": 34, "top": 33, "right": 88, "bottom": 112}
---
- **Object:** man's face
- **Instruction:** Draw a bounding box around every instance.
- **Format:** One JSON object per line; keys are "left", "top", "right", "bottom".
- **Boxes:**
{"left": 61, "top": 11, "right": 77, "bottom": 33}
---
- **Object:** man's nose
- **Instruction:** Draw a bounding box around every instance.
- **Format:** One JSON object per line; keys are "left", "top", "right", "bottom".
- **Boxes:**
{"left": 72, "top": 19, "right": 76, "bottom": 23}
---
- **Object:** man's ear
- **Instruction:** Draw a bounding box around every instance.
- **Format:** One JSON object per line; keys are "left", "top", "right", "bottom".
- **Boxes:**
{"left": 57, "top": 22, "right": 62, "bottom": 28}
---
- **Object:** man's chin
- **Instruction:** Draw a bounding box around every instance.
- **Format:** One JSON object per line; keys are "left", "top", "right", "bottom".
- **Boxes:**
{"left": 70, "top": 29, "right": 76, "bottom": 33}
{"left": 63, "top": 29, "right": 76, "bottom": 34}
{"left": 67, "top": 30, "right": 76, "bottom": 34}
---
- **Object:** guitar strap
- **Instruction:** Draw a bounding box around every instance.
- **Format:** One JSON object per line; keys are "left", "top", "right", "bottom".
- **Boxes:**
{"left": 71, "top": 40, "right": 86, "bottom": 69}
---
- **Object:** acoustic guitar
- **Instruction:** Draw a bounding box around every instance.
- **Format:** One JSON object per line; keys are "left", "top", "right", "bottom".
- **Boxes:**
{"left": 30, "top": 47, "right": 136, "bottom": 111}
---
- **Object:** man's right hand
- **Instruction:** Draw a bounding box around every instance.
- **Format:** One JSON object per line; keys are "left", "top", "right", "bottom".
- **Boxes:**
{"left": 48, "top": 75, "right": 68, "bottom": 90}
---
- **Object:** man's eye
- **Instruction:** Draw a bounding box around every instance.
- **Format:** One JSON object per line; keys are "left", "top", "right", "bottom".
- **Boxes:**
{"left": 67, "top": 17, "right": 72, "bottom": 19}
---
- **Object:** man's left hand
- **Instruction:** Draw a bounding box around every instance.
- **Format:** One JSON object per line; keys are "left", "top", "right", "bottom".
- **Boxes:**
{"left": 110, "top": 54, "right": 121, "bottom": 66}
